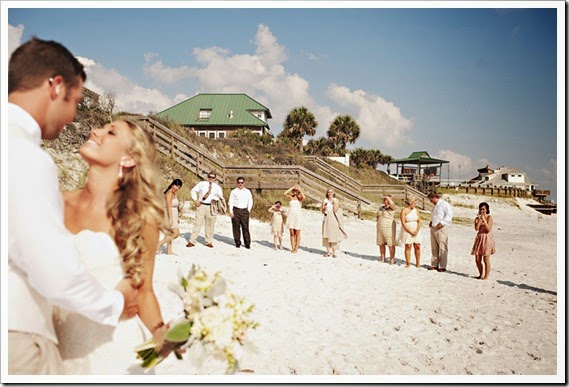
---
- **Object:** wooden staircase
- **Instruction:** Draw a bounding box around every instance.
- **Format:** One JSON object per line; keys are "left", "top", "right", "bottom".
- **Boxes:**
{"left": 129, "top": 116, "right": 372, "bottom": 216}
{"left": 303, "top": 156, "right": 433, "bottom": 211}
{"left": 129, "top": 115, "right": 433, "bottom": 216}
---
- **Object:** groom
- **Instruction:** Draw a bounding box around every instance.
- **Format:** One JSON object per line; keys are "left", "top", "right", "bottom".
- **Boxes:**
{"left": 7, "top": 37, "right": 139, "bottom": 374}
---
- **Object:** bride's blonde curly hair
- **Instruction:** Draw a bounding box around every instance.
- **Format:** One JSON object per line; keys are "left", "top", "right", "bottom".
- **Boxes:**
{"left": 107, "top": 119, "right": 170, "bottom": 287}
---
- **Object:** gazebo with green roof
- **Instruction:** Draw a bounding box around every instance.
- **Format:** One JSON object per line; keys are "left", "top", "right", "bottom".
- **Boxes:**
{"left": 390, "top": 151, "right": 449, "bottom": 188}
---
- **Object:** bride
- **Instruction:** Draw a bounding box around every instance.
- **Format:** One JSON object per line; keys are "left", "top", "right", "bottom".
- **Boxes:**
{"left": 54, "top": 119, "right": 171, "bottom": 374}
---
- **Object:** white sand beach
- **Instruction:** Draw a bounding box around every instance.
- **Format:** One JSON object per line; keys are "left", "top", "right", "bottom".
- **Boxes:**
{"left": 142, "top": 194, "right": 559, "bottom": 381}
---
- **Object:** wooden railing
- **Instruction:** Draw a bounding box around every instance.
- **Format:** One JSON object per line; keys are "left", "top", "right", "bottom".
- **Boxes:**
{"left": 130, "top": 116, "right": 371, "bottom": 216}
{"left": 303, "top": 156, "right": 433, "bottom": 211}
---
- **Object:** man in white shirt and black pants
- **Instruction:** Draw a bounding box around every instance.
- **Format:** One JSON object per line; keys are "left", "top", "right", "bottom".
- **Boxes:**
{"left": 229, "top": 177, "right": 253, "bottom": 249}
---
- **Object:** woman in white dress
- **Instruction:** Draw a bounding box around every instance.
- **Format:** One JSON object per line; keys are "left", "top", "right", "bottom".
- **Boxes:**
{"left": 268, "top": 201, "right": 286, "bottom": 250}
{"left": 284, "top": 184, "right": 305, "bottom": 254}
{"left": 398, "top": 196, "right": 422, "bottom": 268}
{"left": 55, "top": 119, "right": 171, "bottom": 374}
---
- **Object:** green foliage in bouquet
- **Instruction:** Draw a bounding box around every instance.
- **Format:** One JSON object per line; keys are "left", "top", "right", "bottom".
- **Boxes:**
{"left": 134, "top": 265, "right": 258, "bottom": 373}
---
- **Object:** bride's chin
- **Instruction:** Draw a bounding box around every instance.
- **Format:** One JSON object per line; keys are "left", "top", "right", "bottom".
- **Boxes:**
{"left": 78, "top": 147, "right": 97, "bottom": 163}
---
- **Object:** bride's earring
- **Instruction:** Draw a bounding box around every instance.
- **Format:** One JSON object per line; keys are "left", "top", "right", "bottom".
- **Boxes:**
{"left": 118, "top": 163, "right": 124, "bottom": 179}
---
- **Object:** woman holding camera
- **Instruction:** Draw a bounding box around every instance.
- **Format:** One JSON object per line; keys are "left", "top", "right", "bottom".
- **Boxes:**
{"left": 471, "top": 202, "right": 496, "bottom": 280}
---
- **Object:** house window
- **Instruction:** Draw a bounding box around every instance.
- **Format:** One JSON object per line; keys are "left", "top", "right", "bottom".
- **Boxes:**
{"left": 199, "top": 109, "right": 212, "bottom": 119}
{"left": 199, "top": 131, "right": 206, "bottom": 137}
{"left": 209, "top": 132, "right": 216, "bottom": 139}
{"left": 218, "top": 132, "right": 226, "bottom": 139}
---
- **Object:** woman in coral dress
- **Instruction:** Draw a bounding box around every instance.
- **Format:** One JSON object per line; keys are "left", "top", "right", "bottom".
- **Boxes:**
{"left": 471, "top": 202, "right": 496, "bottom": 280}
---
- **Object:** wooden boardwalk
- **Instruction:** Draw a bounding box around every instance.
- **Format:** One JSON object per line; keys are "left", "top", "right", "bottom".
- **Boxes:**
{"left": 129, "top": 115, "right": 433, "bottom": 217}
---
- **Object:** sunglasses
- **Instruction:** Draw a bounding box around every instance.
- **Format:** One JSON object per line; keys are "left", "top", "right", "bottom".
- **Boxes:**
{"left": 208, "top": 176, "right": 216, "bottom": 179}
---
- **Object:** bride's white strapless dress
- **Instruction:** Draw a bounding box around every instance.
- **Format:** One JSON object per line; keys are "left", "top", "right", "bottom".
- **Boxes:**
{"left": 54, "top": 230, "right": 151, "bottom": 374}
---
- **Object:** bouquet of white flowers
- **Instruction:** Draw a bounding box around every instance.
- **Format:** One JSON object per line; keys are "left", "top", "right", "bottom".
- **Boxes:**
{"left": 134, "top": 264, "right": 258, "bottom": 374}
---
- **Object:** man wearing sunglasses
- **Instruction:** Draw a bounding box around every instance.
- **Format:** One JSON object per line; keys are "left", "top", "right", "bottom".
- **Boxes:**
{"left": 187, "top": 171, "right": 224, "bottom": 248}
{"left": 228, "top": 177, "right": 254, "bottom": 249}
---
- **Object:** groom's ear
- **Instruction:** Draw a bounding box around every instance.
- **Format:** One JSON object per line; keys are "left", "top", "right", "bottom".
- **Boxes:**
{"left": 120, "top": 155, "right": 136, "bottom": 168}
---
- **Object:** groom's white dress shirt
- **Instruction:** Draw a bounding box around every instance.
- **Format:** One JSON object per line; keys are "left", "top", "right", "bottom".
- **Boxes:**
{"left": 8, "top": 103, "right": 123, "bottom": 344}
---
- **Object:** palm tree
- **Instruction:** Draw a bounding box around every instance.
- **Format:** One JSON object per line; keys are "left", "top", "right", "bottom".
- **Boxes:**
{"left": 304, "top": 137, "right": 335, "bottom": 156}
{"left": 278, "top": 106, "right": 318, "bottom": 152}
{"left": 327, "top": 115, "right": 361, "bottom": 152}
{"left": 350, "top": 148, "right": 392, "bottom": 169}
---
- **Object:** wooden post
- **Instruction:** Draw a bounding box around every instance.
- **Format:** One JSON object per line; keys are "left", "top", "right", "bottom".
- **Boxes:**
{"left": 357, "top": 200, "right": 362, "bottom": 219}
{"left": 196, "top": 153, "right": 200, "bottom": 176}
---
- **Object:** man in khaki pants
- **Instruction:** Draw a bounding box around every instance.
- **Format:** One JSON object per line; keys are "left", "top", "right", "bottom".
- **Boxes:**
{"left": 7, "top": 37, "right": 138, "bottom": 375}
{"left": 186, "top": 171, "right": 224, "bottom": 248}
{"left": 427, "top": 191, "right": 453, "bottom": 272}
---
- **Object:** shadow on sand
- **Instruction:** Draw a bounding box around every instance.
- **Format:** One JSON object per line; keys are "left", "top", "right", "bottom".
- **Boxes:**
{"left": 496, "top": 280, "right": 557, "bottom": 296}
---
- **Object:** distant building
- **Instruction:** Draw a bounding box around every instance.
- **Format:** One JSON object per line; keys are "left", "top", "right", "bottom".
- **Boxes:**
{"left": 156, "top": 93, "right": 273, "bottom": 139}
{"left": 469, "top": 165, "right": 535, "bottom": 191}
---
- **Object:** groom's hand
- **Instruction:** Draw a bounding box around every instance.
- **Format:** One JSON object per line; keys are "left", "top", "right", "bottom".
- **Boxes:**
{"left": 115, "top": 278, "right": 139, "bottom": 319}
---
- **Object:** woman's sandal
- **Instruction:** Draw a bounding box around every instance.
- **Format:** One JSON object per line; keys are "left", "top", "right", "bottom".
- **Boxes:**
{"left": 324, "top": 252, "right": 331, "bottom": 257}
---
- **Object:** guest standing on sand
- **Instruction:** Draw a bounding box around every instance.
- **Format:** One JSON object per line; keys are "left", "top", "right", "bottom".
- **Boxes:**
{"left": 187, "top": 171, "right": 223, "bottom": 248}
{"left": 321, "top": 188, "right": 346, "bottom": 258}
{"left": 398, "top": 196, "right": 423, "bottom": 268}
{"left": 158, "top": 179, "right": 183, "bottom": 255}
{"left": 268, "top": 201, "right": 286, "bottom": 250}
{"left": 229, "top": 176, "right": 253, "bottom": 249}
{"left": 284, "top": 184, "right": 306, "bottom": 254}
{"left": 427, "top": 192, "right": 453, "bottom": 272}
{"left": 471, "top": 202, "right": 496, "bottom": 280}
{"left": 376, "top": 195, "right": 398, "bottom": 264}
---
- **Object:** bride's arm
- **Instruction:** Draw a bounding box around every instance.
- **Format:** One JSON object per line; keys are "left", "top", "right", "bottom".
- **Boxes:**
{"left": 136, "top": 217, "right": 164, "bottom": 334}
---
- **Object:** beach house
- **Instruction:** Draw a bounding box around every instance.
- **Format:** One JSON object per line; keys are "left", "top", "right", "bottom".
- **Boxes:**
{"left": 156, "top": 93, "right": 273, "bottom": 139}
{"left": 469, "top": 165, "right": 536, "bottom": 192}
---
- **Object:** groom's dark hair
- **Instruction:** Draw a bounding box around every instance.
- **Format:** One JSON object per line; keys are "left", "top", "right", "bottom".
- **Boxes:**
{"left": 9, "top": 36, "right": 86, "bottom": 94}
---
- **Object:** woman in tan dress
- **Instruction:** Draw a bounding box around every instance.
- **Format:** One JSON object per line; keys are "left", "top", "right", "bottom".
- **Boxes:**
{"left": 321, "top": 188, "right": 346, "bottom": 258}
{"left": 376, "top": 194, "right": 398, "bottom": 264}
{"left": 158, "top": 179, "right": 183, "bottom": 255}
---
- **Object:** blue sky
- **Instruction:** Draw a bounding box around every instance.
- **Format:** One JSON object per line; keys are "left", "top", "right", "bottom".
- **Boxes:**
{"left": 5, "top": 2, "right": 562, "bottom": 200}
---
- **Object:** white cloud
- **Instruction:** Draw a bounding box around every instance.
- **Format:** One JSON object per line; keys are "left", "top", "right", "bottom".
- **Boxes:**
{"left": 8, "top": 21, "right": 411, "bottom": 149}
{"left": 79, "top": 57, "right": 174, "bottom": 114}
{"left": 436, "top": 149, "right": 477, "bottom": 181}
{"left": 159, "top": 23, "right": 319, "bottom": 132}
{"left": 326, "top": 84, "right": 413, "bottom": 152}
{"left": 8, "top": 23, "right": 25, "bottom": 59}
{"left": 301, "top": 50, "right": 326, "bottom": 62}
{"left": 143, "top": 52, "right": 195, "bottom": 84}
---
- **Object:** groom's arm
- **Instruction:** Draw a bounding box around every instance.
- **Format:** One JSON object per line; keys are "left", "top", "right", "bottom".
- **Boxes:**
{"left": 8, "top": 143, "right": 125, "bottom": 326}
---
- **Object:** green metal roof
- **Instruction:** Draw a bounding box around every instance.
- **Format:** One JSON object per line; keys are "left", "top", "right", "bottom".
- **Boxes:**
{"left": 156, "top": 93, "right": 272, "bottom": 128}
{"left": 392, "top": 151, "right": 449, "bottom": 164}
